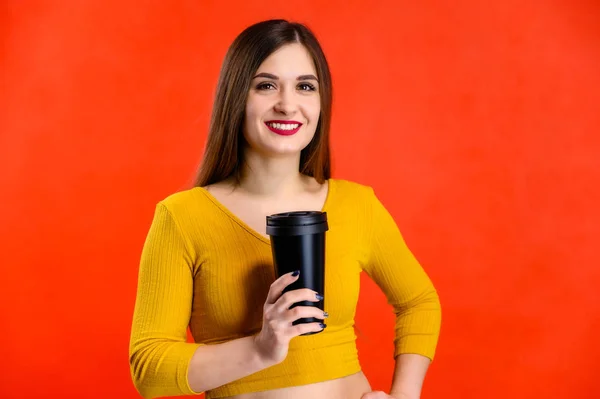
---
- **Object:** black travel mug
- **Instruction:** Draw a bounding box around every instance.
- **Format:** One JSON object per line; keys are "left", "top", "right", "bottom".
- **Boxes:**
{"left": 266, "top": 211, "right": 328, "bottom": 335}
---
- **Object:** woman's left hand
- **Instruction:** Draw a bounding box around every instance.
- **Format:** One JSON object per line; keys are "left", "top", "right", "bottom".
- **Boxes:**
{"left": 360, "top": 391, "right": 397, "bottom": 399}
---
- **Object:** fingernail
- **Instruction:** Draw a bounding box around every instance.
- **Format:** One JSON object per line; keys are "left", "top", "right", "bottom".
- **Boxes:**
{"left": 319, "top": 323, "right": 327, "bottom": 329}
{"left": 323, "top": 311, "right": 329, "bottom": 318}
{"left": 315, "top": 293, "right": 323, "bottom": 301}
{"left": 291, "top": 270, "right": 300, "bottom": 276}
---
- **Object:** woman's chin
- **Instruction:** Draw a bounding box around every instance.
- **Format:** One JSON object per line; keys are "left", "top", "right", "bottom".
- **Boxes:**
{"left": 249, "top": 142, "right": 310, "bottom": 158}
{"left": 266, "top": 148, "right": 304, "bottom": 158}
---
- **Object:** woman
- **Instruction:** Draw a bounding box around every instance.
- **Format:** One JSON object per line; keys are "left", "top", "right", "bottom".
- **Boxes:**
{"left": 129, "top": 19, "right": 441, "bottom": 399}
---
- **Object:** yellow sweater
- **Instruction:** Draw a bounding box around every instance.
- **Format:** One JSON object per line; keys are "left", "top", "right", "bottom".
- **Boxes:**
{"left": 129, "top": 179, "right": 441, "bottom": 398}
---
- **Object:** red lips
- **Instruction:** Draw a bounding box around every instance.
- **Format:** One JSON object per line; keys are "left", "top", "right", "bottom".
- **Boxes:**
{"left": 265, "top": 120, "right": 303, "bottom": 136}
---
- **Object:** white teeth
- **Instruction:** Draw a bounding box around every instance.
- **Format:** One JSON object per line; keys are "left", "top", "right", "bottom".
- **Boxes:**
{"left": 268, "top": 122, "right": 299, "bottom": 130}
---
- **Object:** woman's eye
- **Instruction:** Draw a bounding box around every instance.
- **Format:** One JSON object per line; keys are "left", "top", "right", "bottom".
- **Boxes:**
{"left": 257, "top": 82, "right": 276, "bottom": 90}
{"left": 298, "top": 83, "right": 316, "bottom": 91}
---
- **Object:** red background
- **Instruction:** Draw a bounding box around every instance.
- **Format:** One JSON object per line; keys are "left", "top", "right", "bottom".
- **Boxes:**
{"left": 2, "top": 1, "right": 599, "bottom": 398}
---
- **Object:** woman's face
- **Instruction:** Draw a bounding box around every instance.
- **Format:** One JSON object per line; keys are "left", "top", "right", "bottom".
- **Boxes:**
{"left": 243, "top": 43, "right": 321, "bottom": 158}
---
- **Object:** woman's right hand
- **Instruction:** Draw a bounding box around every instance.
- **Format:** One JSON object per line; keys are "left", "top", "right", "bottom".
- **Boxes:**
{"left": 253, "top": 270, "right": 327, "bottom": 365}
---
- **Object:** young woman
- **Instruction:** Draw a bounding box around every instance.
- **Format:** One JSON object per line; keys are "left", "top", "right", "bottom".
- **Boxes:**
{"left": 129, "top": 19, "right": 441, "bottom": 399}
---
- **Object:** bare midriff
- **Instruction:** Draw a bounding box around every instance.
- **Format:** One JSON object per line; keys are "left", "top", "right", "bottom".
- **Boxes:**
{"left": 221, "top": 371, "right": 371, "bottom": 399}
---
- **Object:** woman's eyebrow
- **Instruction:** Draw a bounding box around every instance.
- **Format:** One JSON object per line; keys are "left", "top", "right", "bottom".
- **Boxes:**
{"left": 297, "top": 74, "right": 318, "bottom": 82}
{"left": 252, "top": 72, "right": 319, "bottom": 82}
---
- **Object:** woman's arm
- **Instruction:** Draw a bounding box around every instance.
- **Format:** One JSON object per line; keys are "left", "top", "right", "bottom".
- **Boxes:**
{"left": 361, "top": 353, "right": 430, "bottom": 399}
{"left": 360, "top": 187, "right": 442, "bottom": 395}
{"left": 130, "top": 202, "right": 324, "bottom": 398}
{"left": 129, "top": 203, "right": 276, "bottom": 398}
{"left": 185, "top": 336, "right": 273, "bottom": 393}
{"left": 389, "top": 354, "right": 431, "bottom": 398}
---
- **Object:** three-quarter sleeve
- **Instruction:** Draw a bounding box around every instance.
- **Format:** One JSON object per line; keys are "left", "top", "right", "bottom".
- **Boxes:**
{"left": 129, "top": 203, "right": 203, "bottom": 398}
{"left": 362, "top": 188, "right": 442, "bottom": 360}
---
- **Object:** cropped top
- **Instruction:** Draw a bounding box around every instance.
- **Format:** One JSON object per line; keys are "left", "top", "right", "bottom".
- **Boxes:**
{"left": 129, "top": 179, "right": 441, "bottom": 398}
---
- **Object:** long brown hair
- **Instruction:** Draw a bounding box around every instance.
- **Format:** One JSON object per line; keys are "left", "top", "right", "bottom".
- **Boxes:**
{"left": 194, "top": 19, "right": 332, "bottom": 187}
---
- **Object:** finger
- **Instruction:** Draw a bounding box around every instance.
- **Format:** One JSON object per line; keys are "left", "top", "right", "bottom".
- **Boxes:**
{"left": 265, "top": 270, "right": 300, "bottom": 304}
{"left": 283, "top": 305, "right": 328, "bottom": 324}
{"left": 275, "top": 288, "right": 321, "bottom": 311}
{"left": 289, "top": 321, "right": 326, "bottom": 337}
{"left": 361, "top": 392, "right": 388, "bottom": 399}
{"left": 374, "top": 392, "right": 391, "bottom": 398}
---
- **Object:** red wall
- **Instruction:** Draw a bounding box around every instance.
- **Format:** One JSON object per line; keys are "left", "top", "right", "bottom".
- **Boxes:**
{"left": 2, "top": 1, "right": 599, "bottom": 398}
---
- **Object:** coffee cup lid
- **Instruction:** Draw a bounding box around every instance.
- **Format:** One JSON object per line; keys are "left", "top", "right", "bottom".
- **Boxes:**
{"left": 267, "top": 211, "right": 327, "bottom": 227}
{"left": 266, "top": 211, "right": 328, "bottom": 236}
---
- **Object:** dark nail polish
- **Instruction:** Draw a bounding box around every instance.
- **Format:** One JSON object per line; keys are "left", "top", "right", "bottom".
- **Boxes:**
{"left": 315, "top": 293, "right": 324, "bottom": 301}
{"left": 319, "top": 323, "right": 327, "bottom": 329}
{"left": 291, "top": 270, "right": 300, "bottom": 276}
{"left": 323, "top": 311, "right": 329, "bottom": 318}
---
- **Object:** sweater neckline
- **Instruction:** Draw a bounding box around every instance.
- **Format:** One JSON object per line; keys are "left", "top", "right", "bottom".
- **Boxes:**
{"left": 195, "top": 179, "right": 335, "bottom": 245}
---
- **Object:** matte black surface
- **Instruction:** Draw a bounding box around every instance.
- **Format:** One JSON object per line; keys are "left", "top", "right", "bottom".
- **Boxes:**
{"left": 267, "top": 211, "right": 328, "bottom": 335}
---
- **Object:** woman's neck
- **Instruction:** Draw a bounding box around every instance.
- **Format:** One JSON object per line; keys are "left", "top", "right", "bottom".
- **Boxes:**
{"left": 236, "top": 152, "right": 306, "bottom": 197}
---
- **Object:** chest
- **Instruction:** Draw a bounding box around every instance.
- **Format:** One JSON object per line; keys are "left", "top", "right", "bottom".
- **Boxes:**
{"left": 208, "top": 190, "right": 328, "bottom": 238}
{"left": 188, "top": 212, "right": 365, "bottom": 344}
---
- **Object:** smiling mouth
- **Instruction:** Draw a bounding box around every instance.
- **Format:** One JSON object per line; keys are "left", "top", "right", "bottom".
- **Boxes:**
{"left": 265, "top": 121, "right": 303, "bottom": 136}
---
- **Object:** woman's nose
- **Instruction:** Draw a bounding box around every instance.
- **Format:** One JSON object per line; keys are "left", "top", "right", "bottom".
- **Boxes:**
{"left": 273, "top": 89, "right": 298, "bottom": 115}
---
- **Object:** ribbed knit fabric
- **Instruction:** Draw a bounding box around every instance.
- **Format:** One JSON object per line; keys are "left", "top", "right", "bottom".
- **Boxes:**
{"left": 129, "top": 179, "right": 441, "bottom": 398}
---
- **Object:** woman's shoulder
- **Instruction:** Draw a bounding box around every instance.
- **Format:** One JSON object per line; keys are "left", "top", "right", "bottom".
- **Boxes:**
{"left": 151, "top": 186, "right": 227, "bottom": 238}
{"left": 154, "top": 186, "right": 214, "bottom": 218}
{"left": 159, "top": 186, "right": 201, "bottom": 205}
{"left": 328, "top": 178, "right": 379, "bottom": 212}
{"left": 330, "top": 178, "right": 375, "bottom": 198}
